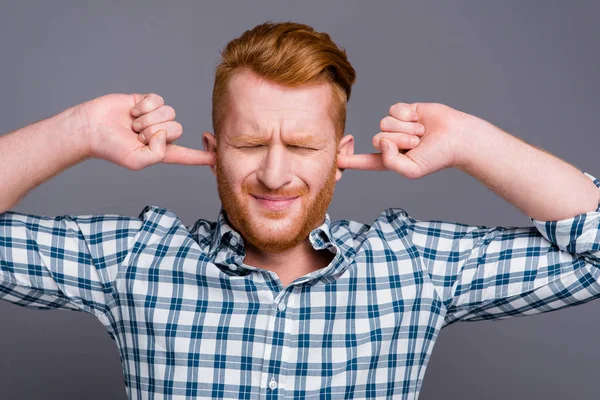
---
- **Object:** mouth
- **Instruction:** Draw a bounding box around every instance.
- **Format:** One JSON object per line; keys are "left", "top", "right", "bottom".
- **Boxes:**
{"left": 251, "top": 194, "right": 299, "bottom": 211}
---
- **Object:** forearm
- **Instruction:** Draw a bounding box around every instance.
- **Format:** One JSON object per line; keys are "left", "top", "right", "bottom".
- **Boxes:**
{"left": 0, "top": 105, "right": 89, "bottom": 212}
{"left": 455, "top": 116, "right": 600, "bottom": 221}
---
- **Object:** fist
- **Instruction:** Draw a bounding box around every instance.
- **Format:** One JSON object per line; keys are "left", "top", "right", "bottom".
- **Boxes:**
{"left": 338, "top": 102, "right": 471, "bottom": 180}
{"left": 79, "top": 93, "right": 215, "bottom": 170}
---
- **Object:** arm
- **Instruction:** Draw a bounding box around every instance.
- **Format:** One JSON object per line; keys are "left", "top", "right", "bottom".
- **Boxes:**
{"left": 387, "top": 175, "right": 600, "bottom": 326}
{"left": 339, "top": 101, "right": 600, "bottom": 221}
{"left": 0, "top": 106, "right": 88, "bottom": 212}
{"left": 0, "top": 93, "right": 214, "bottom": 318}
{"left": 0, "top": 92, "right": 216, "bottom": 213}
{"left": 339, "top": 101, "right": 600, "bottom": 323}
{"left": 381, "top": 169, "right": 600, "bottom": 326}
{"left": 454, "top": 115, "right": 600, "bottom": 221}
{"left": 0, "top": 209, "right": 143, "bottom": 321}
{"left": 443, "top": 113, "right": 600, "bottom": 323}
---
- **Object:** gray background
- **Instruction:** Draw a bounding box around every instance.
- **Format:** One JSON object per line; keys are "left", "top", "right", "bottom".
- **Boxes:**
{"left": 1, "top": 0, "right": 599, "bottom": 398}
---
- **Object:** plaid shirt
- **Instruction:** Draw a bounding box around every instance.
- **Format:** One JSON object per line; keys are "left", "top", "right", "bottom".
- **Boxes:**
{"left": 2, "top": 171, "right": 600, "bottom": 400}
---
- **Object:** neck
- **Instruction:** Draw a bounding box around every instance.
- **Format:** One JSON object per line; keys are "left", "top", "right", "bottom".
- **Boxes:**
{"left": 243, "top": 238, "right": 334, "bottom": 287}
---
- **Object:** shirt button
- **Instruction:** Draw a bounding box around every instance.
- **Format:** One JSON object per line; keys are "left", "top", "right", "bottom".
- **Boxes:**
{"left": 230, "top": 236, "right": 238, "bottom": 246}
{"left": 229, "top": 264, "right": 237, "bottom": 271}
{"left": 278, "top": 302, "right": 286, "bottom": 312}
{"left": 269, "top": 377, "right": 278, "bottom": 390}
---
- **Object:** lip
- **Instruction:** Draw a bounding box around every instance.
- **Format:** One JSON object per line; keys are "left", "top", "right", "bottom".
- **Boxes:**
{"left": 253, "top": 195, "right": 298, "bottom": 201}
{"left": 251, "top": 194, "right": 299, "bottom": 211}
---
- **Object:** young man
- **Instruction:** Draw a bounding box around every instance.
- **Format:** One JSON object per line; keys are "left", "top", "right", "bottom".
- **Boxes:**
{"left": 1, "top": 22, "right": 599, "bottom": 399}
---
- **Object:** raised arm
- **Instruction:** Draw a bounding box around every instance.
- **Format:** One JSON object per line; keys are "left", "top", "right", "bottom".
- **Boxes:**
{"left": 0, "top": 104, "right": 87, "bottom": 212}
{"left": 1, "top": 92, "right": 215, "bottom": 320}
{"left": 339, "top": 100, "right": 600, "bottom": 323}
{"left": 0, "top": 92, "right": 216, "bottom": 212}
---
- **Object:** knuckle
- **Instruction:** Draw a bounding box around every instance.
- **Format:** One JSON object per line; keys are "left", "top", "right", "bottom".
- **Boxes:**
{"left": 372, "top": 133, "right": 382, "bottom": 148}
{"left": 140, "top": 100, "right": 151, "bottom": 112}
{"left": 134, "top": 116, "right": 146, "bottom": 128}
{"left": 389, "top": 103, "right": 406, "bottom": 115}
{"left": 380, "top": 116, "right": 393, "bottom": 131}
{"left": 163, "top": 105, "right": 176, "bottom": 118}
{"left": 172, "top": 122, "right": 183, "bottom": 137}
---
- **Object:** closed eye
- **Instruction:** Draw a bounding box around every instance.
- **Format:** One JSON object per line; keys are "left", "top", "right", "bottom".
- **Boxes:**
{"left": 237, "top": 144, "right": 317, "bottom": 151}
{"left": 289, "top": 145, "right": 317, "bottom": 151}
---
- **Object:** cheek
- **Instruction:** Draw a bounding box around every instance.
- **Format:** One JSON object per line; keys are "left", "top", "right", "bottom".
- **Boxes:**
{"left": 297, "top": 156, "right": 335, "bottom": 187}
{"left": 219, "top": 154, "right": 258, "bottom": 187}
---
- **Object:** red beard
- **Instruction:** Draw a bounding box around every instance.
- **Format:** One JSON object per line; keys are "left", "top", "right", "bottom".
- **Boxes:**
{"left": 216, "top": 156, "right": 337, "bottom": 253}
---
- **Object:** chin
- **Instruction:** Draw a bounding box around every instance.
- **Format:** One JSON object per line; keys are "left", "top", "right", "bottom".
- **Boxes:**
{"left": 248, "top": 214, "right": 300, "bottom": 236}
{"left": 244, "top": 212, "right": 308, "bottom": 248}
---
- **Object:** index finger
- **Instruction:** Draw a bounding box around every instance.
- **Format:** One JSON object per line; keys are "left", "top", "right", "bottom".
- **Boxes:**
{"left": 337, "top": 153, "right": 387, "bottom": 171}
{"left": 162, "top": 144, "right": 217, "bottom": 166}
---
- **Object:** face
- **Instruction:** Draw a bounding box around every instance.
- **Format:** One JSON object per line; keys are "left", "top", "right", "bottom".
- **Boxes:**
{"left": 203, "top": 69, "right": 354, "bottom": 253}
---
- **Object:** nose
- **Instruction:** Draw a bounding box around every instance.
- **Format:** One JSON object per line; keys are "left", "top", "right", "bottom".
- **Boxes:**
{"left": 255, "top": 144, "right": 293, "bottom": 190}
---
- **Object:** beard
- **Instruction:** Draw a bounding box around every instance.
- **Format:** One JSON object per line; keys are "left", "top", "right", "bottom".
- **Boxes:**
{"left": 216, "top": 157, "right": 337, "bottom": 253}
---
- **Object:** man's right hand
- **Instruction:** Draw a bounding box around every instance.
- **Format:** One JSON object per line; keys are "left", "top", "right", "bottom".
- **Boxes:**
{"left": 79, "top": 93, "right": 216, "bottom": 170}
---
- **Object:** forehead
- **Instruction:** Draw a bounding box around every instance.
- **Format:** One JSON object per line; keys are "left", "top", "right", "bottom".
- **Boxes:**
{"left": 224, "top": 70, "right": 336, "bottom": 132}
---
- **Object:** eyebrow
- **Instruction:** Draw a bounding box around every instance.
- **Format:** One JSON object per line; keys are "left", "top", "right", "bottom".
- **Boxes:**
{"left": 228, "top": 133, "right": 328, "bottom": 147}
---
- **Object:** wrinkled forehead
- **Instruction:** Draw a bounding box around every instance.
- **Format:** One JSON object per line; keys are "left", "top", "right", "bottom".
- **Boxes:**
{"left": 223, "top": 70, "right": 337, "bottom": 136}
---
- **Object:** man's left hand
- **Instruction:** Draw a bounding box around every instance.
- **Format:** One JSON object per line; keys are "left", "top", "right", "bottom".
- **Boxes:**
{"left": 337, "top": 102, "right": 472, "bottom": 179}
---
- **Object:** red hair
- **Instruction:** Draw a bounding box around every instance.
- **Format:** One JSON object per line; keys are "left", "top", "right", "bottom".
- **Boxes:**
{"left": 212, "top": 21, "right": 357, "bottom": 141}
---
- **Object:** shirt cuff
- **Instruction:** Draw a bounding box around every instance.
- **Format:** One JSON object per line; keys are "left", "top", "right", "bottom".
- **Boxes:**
{"left": 529, "top": 171, "right": 600, "bottom": 254}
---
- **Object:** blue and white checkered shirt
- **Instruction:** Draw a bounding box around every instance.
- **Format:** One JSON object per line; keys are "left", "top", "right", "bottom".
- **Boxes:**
{"left": 2, "top": 171, "right": 600, "bottom": 399}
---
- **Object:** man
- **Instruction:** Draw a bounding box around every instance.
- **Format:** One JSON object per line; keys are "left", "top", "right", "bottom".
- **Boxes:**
{"left": 1, "top": 21, "right": 599, "bottom": 399}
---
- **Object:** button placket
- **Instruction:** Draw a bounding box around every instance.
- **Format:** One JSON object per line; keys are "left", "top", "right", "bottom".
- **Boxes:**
{"left": 268, "top": 291, "right": 290, "bottom": 393}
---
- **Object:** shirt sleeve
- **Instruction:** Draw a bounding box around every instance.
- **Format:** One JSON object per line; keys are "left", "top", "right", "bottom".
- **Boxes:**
{"left": 0, "top": 208, "right": 145, "bottom": 323}
{"left": 397, "top": 171, "right": 600, "bottom": 327}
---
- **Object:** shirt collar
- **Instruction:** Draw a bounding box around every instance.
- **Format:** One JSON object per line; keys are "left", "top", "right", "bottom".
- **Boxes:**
{"left": 207, "top": 205, "right": 338, "bottom": 261}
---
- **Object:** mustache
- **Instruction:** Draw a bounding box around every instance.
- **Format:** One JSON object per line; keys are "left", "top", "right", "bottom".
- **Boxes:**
{"left": 241, "top": 183, "right": 309, "bottom": 198}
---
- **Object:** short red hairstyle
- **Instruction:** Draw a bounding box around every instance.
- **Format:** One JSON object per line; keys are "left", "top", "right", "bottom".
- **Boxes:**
{"left": 212, "top": 21, "right": 357, "bottom": 142}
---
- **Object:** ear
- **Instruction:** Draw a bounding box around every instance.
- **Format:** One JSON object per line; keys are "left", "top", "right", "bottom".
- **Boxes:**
{"left": 202, "top": 132, "right": 217, "bottom": 177}
{"left": 336, "top": 134, "right": 354, "bottom": 182}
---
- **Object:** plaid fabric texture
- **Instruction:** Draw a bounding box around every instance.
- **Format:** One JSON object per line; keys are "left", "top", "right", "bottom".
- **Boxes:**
{"left": 2, "top": 171, "right": 600, "bottom": 399}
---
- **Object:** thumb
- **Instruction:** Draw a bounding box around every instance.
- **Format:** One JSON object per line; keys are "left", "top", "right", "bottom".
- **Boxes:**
{"left": 380, "top": 139, "right": 418, "bottom": 178}
{"left": 137, "top": 129, "right": 167, "bottom": 167}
